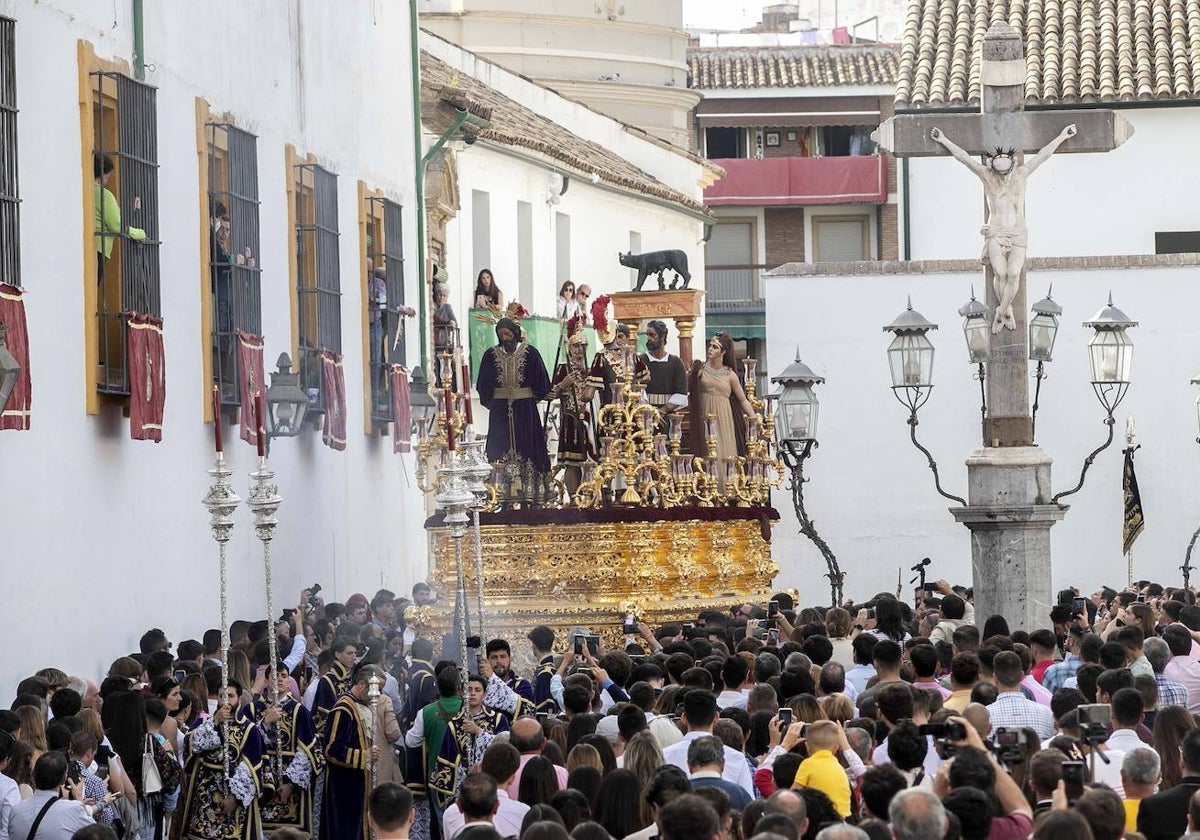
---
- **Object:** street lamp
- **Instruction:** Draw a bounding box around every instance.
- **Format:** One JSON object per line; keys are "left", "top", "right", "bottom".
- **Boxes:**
{"left": 883, "top": 298, "right": 966, "bottom": 506}
{"left": 958, "top": 288, "right": 990, "bottom": 423}
{"left": 1185, "top": 373, "right": 1200, "bottom": 589}
{"left": 1052, "top": 294, "right": 1138, "bottom": 505}
{"left": 0, "top": 323, "right": 20, "bottom": 415}
{"left": 409, "top": 366, "right": 437, "bottom": 436}
{"left": 264, "top": 353, "right": 310, "bottom": 442}
{"left": 772, "top": 351, "right": 842, "bottom": 605}
{"left": 1084, "top": 293, "right": 1137, "bottom": 414}
{"left": 884, "top": 297, "right": 937, "bottom": 411}
{"left": 1029, "top": 287, "right": 1061, "bottom": 440}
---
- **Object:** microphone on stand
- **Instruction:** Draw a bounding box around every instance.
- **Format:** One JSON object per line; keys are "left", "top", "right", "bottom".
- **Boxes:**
{"left": 910, "top": 557, "right": 932, "bottom": 573}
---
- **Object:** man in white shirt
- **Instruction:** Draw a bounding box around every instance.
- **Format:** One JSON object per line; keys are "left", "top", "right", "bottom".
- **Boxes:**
{"left": 716, "top": 656, "right": 750, "bottom": 709}
{"left": 368, "top": 783, "right": 414, "bottom": 839}
{"left": 443, "top": 743, "right": 529, "bottom": 839}
{"left": 662, "top": 690, "right": 754, "bottom": 798}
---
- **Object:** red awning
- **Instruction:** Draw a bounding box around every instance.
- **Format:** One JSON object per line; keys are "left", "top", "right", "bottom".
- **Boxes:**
{"left": 704, "top": 155, "right": 887, "bottom": 206}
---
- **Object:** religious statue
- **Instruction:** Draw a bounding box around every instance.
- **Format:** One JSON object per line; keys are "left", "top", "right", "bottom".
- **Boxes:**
{"left": 476, "top": 316, "right": 552, "bottom": 477}
{"left": 640, "top": 319, "right": 688, "bottom": 418}
{"left": 688, "top": 332, "right": 754, "bottom": 461}
{"left": 549, "top": 316, "right": 597, "bottom": 498}
{"left": 929, "top": 123, "right": 1077, "bottom": 333}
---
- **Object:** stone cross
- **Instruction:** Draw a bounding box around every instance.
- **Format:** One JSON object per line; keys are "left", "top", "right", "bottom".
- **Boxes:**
{"left": 873, "top": 21, "right": 1133, "bottom": 447}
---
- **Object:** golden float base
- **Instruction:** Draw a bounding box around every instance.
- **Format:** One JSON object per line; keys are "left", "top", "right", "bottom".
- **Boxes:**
{"left": 411, "top": 508, "right": 779, "bottom": 669}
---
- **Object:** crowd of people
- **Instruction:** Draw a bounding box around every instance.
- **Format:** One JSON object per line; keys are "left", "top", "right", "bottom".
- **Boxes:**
{"left": 7, "top": 578, "right": 1200, "bottom": 840}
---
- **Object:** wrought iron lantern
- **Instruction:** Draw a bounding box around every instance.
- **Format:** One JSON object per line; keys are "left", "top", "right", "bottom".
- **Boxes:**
{"left": 1029, "top": 286, "right": 1062, "bottom": 363}
{"left": 958, "top": 288, "right": 990, "bottom": 364}
{"left": 1083, "top": 293, "right": 1137, "bottom": 414}
{"left": 264, "top": 353, "right": 310, "bottom": 438}
{"left": 772, "top": 350, "right": 824, "bottom": 445}
{"left": 883, "top": 297, "right": 938, "bottom": 411}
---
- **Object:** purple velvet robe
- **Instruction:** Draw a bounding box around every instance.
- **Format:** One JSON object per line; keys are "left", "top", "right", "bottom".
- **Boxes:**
{"left": 476, "top": 342, "right": 552, "bottom": 473}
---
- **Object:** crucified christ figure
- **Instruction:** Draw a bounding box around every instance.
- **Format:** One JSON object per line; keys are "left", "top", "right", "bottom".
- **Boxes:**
{"left": 930, "top": 124, "right": 1077, "bottom": 333}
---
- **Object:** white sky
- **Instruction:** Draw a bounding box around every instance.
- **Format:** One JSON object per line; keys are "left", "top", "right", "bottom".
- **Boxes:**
{"left": 682, "top": 0, "right": 764, "bottom": 31}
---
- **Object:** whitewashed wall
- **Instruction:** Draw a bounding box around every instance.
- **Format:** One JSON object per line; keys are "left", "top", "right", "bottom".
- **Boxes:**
{"left": 904, "top": 107, "right": 1200, "bottom": 260}
{"left": 764, "top": 264, "right": 1200, "bottom": 610}
{"left": 0, "top": 0, "right": 425, "bottom": 693}
{"left": 422, "top": 34, "right": 709, "bottom": 351}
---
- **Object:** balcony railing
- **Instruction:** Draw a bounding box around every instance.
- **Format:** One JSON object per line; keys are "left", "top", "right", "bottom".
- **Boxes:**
{"left": 704, "top": 155, "right": 887, "bottom": 206}
{"left": 706, "top": 265, "right": 765, "bottom": 310}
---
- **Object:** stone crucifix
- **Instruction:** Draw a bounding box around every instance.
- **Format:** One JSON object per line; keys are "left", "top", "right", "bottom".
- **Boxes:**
{"left": 873, "top": 20, "right": 1133, "bottom": 447}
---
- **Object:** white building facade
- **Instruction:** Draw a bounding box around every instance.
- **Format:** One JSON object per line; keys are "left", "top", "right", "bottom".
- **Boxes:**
{"left": 0, "top": 0, "right": 426, "bottom": 689}
{"left": 763, "top": 0, "right": 1200, "bottom": 604}
{"left": 420, "top": 32, "right": 716, "bottom": 351}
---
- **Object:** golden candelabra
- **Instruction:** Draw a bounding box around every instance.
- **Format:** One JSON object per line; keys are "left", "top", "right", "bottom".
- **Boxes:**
{"left": 574, "top": 331, "right": 783, "bottom": 509}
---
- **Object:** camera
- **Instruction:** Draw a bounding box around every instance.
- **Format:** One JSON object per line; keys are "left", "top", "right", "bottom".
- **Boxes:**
{"left": 307, "top": 584, "right": 322, "bottom": 608}
{"left": 919, "top": 721, "right": 968, "bottom": 759}
{"left": 466, "top": 635, "right": 482, "bottom": 650}
{"left": 1062, "top": 760, "right": 1087, "bottom": 803}
{"left": 993, "top": 727, "right": 1028, "bottom": 766}
{"left": 1077, "top": 703, "right": 1111, "bottom": 741}
{"left": 1078, "top": 703, "right": 1111, "bottom": 726}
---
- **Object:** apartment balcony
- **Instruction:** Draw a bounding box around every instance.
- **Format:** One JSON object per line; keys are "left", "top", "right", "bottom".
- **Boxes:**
{"left": 704, "top": 155, "right": 887, "bottom": 206}
{"left": 706, "top": 265, "right": 766, "bottom": 340}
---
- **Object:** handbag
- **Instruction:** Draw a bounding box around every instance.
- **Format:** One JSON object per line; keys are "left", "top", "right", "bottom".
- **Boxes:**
{"left": 152, "top": 736, "right": 182, "bottom": 793}
{"left": 142, "top": 734, "right": 163, "bottom": 794}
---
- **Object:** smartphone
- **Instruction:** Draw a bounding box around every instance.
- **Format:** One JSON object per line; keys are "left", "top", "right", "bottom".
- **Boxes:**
{"left": 1136, "top": 594, "right": 1147, "bottom": 603}
{"left": 1062, "top": 760, "right": 1087, "bottom": 803}
{"left": 866, "top": 608, "right": 876, "bottom": 620}
{"left": 173, "top": 669, "right": 187, "bottom": 682}
{"left": 574, "top": 637, "right": 585, "bottom": 657}
{"left": 922, "top": 582, "right": 940, "bottom": 592}
{"left": 586, "top": 634, "right": 601, "bottom": 655}
{"left": 623, "top": 614, "right": 637, "bottom": 635}
{"left": 767, "top": 628, "right": 780, "bottom": 645}
{"left": 778, "top": 707, "right": 793, "bottom": 728}
{"left": 767, "top": 600, "right": 780, "bottom": 619}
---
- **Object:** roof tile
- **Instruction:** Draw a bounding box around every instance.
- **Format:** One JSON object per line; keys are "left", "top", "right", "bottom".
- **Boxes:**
{"left": 687, "top": 45, "right": 900, "bottom": 90}
{"left": 896, "top": 0, "right": 1200, "bottom": 105}
{"left": 419, "top": 51, "right": 711, "bottom": 217}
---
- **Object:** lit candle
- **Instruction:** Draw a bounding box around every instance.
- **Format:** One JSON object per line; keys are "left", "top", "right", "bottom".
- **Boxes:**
{"left": 211, "top": 385, "right": 223, "bottom": 453}
{"left": 255, "top": 392, "right": 266, "bottom": 458}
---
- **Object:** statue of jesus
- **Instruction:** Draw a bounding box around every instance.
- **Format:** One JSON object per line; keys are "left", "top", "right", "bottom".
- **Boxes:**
{"left": 930, "top": 124, "right": 1077, "bottom": 333}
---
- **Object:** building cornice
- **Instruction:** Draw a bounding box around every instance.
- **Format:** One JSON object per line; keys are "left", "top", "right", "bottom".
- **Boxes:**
{"left": 766, "top": 253, "right": 1200, "bottom": 277}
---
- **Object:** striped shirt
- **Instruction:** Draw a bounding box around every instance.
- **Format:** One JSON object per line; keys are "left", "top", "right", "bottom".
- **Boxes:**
{"left": 988, "top": 691, "right": 1056, "bottom": 740}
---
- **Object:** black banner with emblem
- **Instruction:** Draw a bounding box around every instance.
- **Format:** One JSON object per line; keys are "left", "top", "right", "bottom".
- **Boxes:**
{"left": 1123, "top": 445, "right": 1145, "bottom": 555}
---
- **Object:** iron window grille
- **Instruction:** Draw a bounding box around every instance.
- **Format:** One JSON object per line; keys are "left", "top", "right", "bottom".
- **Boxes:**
{"left": 207, "top": 123, "right": 262, "bottom": 406}
{"left": 0, "top": 17, "right": 19, "bottom": 288}
{"left": 92, "top": 71, "right": 160, "bottom": 396}
{"left": 366, "top": 196, "right": 405, "bottom": 423}
{"left": 294, "top": 162, "right": 340, "bottom": 410}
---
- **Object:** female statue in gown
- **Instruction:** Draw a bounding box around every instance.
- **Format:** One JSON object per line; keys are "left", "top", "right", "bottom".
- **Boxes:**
{"left": 688, "top": 332, "right": 755, "bottom": 462}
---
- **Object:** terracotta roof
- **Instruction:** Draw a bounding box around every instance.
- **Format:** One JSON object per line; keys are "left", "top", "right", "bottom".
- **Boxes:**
{"left": 896, "top": 0, "right": 1200, "bottom": 107}
{"left": 687, "top": 45, "right": 901, "bottom": 90}
{"left": 420, "top": 51, "right": 712, "bottom": 218}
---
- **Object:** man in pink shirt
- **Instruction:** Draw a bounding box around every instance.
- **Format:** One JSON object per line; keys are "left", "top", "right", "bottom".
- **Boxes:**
{"left": 505, "top": 717, "right": 568, "bottom": 798}
{"left": 1163, "top": 625, "right": 1200, "bottom": 714}
{"left": 910, "top": 644, "right": 951, "bottom": 699}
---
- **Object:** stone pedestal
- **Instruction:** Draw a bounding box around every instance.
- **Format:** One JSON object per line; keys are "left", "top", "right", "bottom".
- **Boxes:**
{"left": 950, "top": 446, "right": 1066, "bottom": 632}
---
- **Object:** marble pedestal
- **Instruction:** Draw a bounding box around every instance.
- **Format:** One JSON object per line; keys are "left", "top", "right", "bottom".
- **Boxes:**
{"left": 950, "top": 446, "right": 1066, "bottom": 632}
